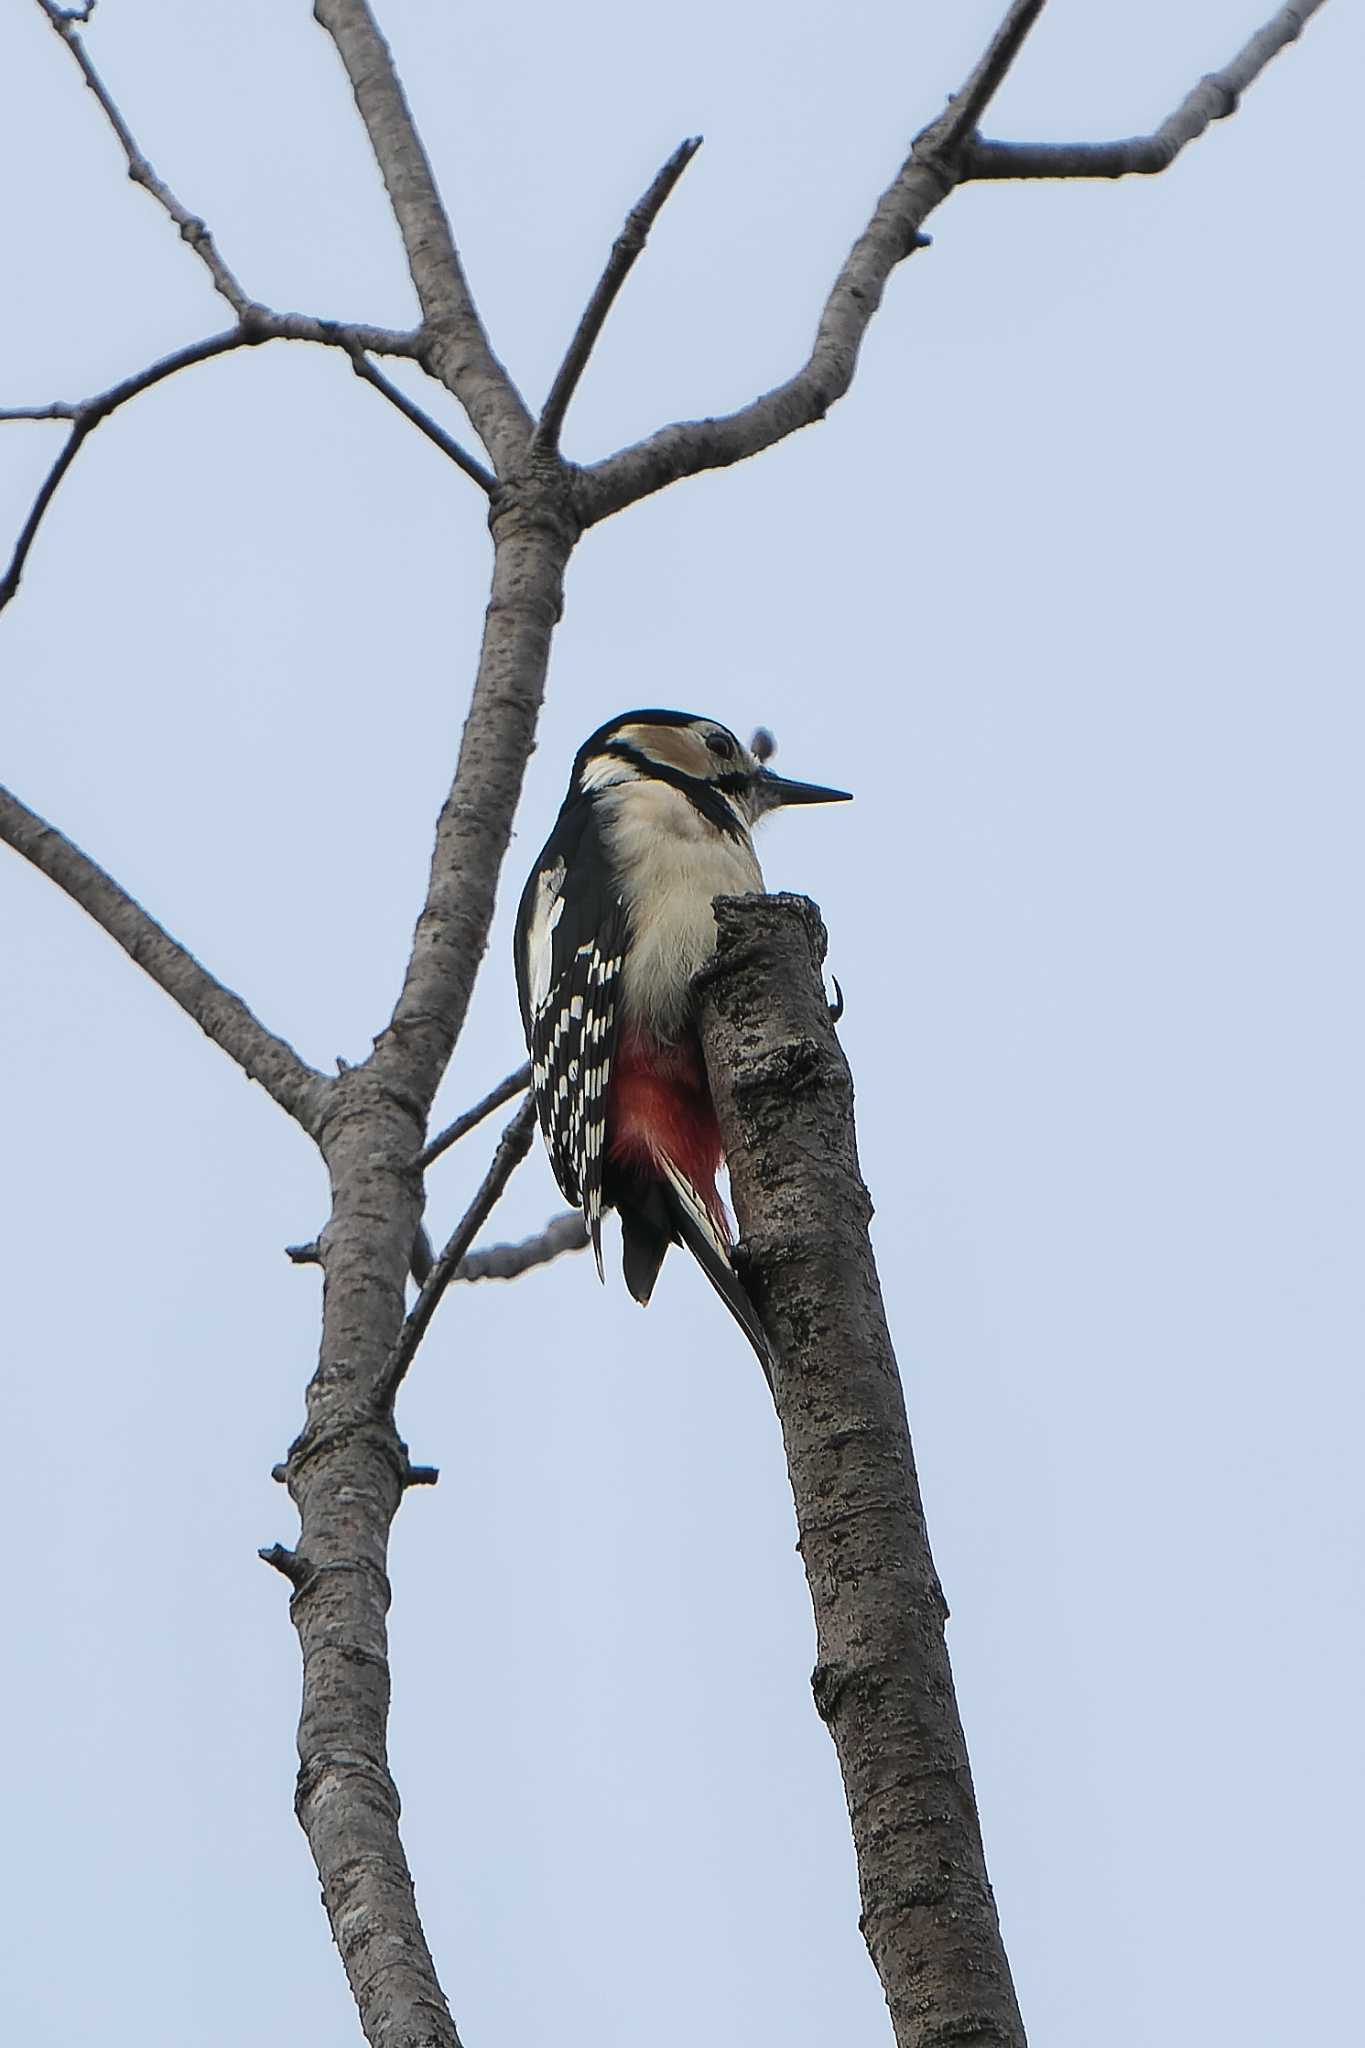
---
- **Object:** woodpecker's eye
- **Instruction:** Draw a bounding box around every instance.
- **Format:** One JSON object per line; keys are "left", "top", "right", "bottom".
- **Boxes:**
{"left": 705, "top": 731, "right": 736, "bottom": 762}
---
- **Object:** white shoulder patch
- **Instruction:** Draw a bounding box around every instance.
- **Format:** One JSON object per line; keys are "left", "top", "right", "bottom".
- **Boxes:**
{"left": 525, "top": 859, "right": 566, "bottom": 1016}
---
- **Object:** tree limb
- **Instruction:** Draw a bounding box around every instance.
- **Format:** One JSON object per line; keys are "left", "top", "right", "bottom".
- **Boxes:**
{"left": 574, "top": 0, "right": 1333, "bottom": 524}
{"left": 533, "top": 136, "right": 703, "bottom": 456}
{"left": 455, "top": 1209, "right": 588, "bottom": 1283}
{"left": 0, "top": 783, "right": 329, "bottom": 1132}
{"left": 312, "top": 0, "right": 534, "bottom": 469}
{"left": 697, "top": 894, "right": 1025, "bottom": 2048}
{"left": 574, "top": 0, "right": 1049, "bottom": 525}
{"left": 375, "top": 1096, "right": 538, "bottom": 1412}
{"left": 417, "top": 1061, "right": 530, "bottom": 1170}
{"left": 963, "top": 0, "right": 1328, "bottom": 179}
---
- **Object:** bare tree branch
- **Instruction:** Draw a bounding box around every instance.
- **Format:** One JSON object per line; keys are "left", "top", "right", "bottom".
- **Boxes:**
{"left": 372, "top": 483, "right": 578, "bottom": 1110}
{"left": 571, "top": 1, "right": 1049, "bottom": 526}
{"left": 0, "top": 783, "right": 329, "bottom": 1132}
{"left": 347, "top": 351, "right": 496, "bottom": 491}
{"left": 455, "top": 1209, "right": 588, "bottom": 1283}
{"left": 312, "top": 0, "right": 534, "bottom": 469}
{"left": 575, "top": 0, "right": 1331, "bottom": 525}
{"left": 417, "top": 1061, "right": 531, "bottom": 1170}
{"left": 697, "top": 894, "right": 1026, "bottom": 2048}
{"left": 375, "top": 1096, "right": 538, "bottom": 1412}
{"left": 35, "top": 0, "right": 253, "bottom": 313}
{"left": 0, "top": 330, "right": 245, "bottom": 613}
{"left": 533, "top": 136, "right": 703, "bottom": 456}
{"left": 963, "top": 0, "right": 1328, "bottom": 179}
{"left": 0, "top": 317, "right": 430, "bottom": 613}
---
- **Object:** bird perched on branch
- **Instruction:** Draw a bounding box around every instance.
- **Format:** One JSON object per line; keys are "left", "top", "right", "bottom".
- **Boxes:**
{"left": 514, "top": 709, "right": 849, "bottom": 1370}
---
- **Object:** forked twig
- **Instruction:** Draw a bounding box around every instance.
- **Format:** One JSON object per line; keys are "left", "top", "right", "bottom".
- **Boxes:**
{"left": 962, "top": 0, "right": 1329, "bottom": 179}
{"left": 576, "top": 0, "right": 1327, "bottom": 526}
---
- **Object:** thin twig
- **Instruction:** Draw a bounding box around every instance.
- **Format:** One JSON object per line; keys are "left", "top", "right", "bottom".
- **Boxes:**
{"left": 456, "top": 1210, "right": 588, "bottom": 1283}
{"left": 533, "top": 137, "right": 703, "bottom": 456}
{"left": 375, "top": 1097, "right": 538, "bottom": 1411}
{"left": 0, "top": 782, "right": 328, "bottom": 1132}
{"left": 348, "top": 353, "right": 495, "bottom": 493}
{"left": 962, "top": 0, "right": 1329, "bottom": 179}
{"left": 417, "top": 1062, "right": 531, "bottom": 1171}
{"left": 0, "top": 329, "right": 245, "bottom": 612}
{"left": 36, "top": 0, "right": 253, "bottom": 313}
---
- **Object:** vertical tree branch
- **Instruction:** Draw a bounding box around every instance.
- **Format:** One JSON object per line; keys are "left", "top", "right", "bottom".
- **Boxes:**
{"left": 271, "top": 1066, "right": 462, "bottom": 2048}
{"left": 697, "top": 894, "right": 1026, "bottom": 2048}
{"left": 312, "top": 0, "right": 534, "bottom": 468}
{"left": 375, "top": 487, "right": 580, "bottom": 1110}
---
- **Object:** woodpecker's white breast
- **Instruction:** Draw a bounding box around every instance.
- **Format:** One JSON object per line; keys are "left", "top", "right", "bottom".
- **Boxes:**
{"left": 595, "top": 777, "right": 763, "bottom": 1040}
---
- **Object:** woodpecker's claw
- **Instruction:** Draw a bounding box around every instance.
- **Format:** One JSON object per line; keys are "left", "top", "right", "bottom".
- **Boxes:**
{"left": 828, "top": 976, "right": 845, "bottom": 1024}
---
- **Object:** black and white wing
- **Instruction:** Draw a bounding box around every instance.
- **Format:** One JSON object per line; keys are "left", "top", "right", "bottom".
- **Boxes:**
{"left": 514, "top": 799, "right": 629, "bottom": 1275}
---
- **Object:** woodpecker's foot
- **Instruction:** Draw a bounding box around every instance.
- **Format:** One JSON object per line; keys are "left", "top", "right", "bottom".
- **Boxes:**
{"left": 827, "top": 976, "right": 845, "bottom": 1024}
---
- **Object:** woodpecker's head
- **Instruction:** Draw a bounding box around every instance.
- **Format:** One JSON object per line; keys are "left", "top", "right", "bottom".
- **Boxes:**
{"left": 571, "top": 709, "right": 850, "bottom": 834}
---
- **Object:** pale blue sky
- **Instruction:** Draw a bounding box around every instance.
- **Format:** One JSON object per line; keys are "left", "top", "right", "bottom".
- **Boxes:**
{"left": 2, "top": 3, "right": 1361, "bottom": 2043}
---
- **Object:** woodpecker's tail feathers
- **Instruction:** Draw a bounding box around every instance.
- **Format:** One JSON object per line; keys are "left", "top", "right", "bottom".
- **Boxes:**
{"left": 656, "top": 1159, "right": 776, "bottom": 1383}
{"left": 587, "top": 1198, "right": 606, "bottom": 1283}
{"left": 619, "top": 1185, "right": 672, "bottom": 1306}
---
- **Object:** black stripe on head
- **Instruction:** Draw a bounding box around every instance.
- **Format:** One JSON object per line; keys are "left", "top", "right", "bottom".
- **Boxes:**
{"left": 604, "top": 741, "right": 749, "bottom": 839}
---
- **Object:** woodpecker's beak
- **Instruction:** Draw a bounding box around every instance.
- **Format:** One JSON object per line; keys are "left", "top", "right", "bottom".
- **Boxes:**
{"left": 750, "top": 767, "right": 853, "bottom": 816}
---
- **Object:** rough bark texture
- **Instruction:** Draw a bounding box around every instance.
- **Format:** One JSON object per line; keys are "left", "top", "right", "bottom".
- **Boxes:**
{"left": 277, "top": 1066, "right": 461, "bottom": 2048}
{"left": 698, "top": 895, "right": 1026, "bottom": 2048}
{"left": 313, "top": 0, "right": 533, "bottom": 469}
{"left": 377, "top": 480, "right": 579, "bottom": 1110}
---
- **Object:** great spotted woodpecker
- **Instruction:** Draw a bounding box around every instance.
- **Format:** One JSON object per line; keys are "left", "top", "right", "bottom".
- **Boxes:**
{"left": 514, "top": 709, "right": 849, "bottom": 1368}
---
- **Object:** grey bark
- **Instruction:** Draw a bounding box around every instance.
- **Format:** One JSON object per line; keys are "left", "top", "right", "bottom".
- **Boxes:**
{"left": 697, "top": 895, "right": 1026, "bottom": 2048}
{"left": 313, "top": 0, "right": 534, "bottom": 469}
{"left": 275, "top": 1065, "right": 461, "bottom": 2048}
